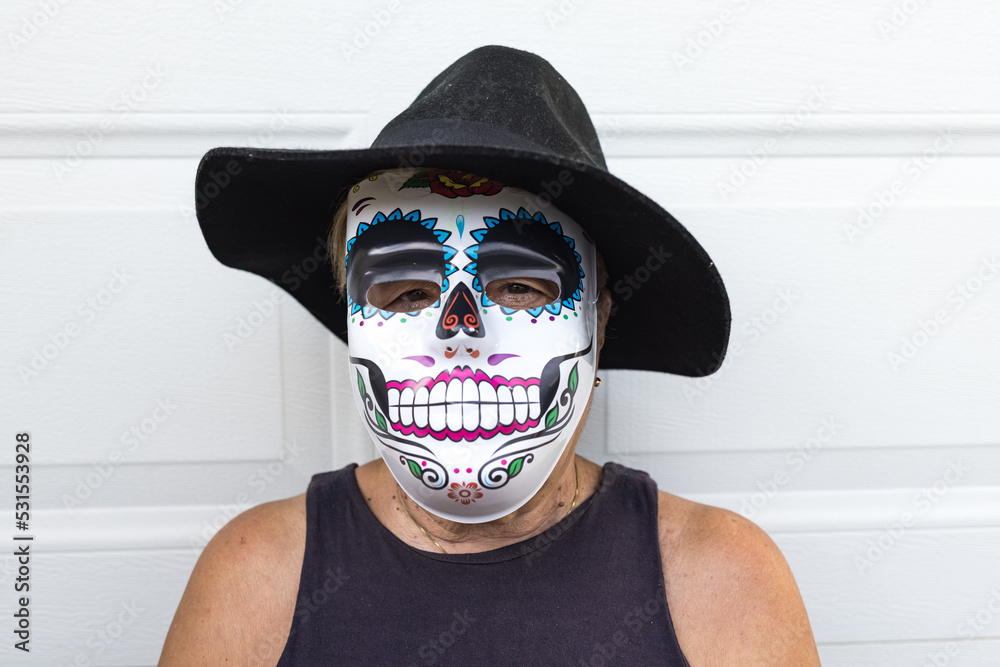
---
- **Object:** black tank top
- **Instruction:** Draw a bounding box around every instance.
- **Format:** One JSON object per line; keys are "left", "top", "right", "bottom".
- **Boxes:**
{"left": 276, "top": 461, "right": 690, "bottom": 666}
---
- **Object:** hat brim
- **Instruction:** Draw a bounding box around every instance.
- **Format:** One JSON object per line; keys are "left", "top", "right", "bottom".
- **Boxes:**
{"left": 195, "top": 144, "right": 730, "bottom": 376}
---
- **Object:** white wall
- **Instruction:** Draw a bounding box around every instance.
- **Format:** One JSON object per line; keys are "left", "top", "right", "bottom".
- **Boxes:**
{"left": 2, "top": 1, "right": 998, "bottom": 664}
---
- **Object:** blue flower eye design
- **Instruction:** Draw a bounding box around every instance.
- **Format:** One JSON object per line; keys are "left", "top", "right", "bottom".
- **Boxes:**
{"left": 464, "top": 207, "right": 584, "bottom": 317}
{"left": 346, "top": 208, "right": 456, "bottom": 321}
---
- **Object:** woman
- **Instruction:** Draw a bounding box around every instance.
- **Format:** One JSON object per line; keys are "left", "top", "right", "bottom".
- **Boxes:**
{"left": 160, "top": 46, "right": 821, "bottom": 665}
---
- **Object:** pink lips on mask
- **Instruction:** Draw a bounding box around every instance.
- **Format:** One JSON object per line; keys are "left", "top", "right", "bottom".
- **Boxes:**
{"left": 385, "top": 366, "right": 541, "bottom": 442}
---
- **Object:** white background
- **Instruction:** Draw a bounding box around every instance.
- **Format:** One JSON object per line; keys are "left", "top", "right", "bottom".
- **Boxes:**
{"left": 1, "top": 1, "right": 999, "bottom": 665}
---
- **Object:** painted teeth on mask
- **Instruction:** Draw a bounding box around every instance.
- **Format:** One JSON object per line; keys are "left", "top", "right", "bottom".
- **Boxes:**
{"left": 414, "top": 386, "right": 429, "bottom": 428}
{"left": 446, "top": 378, "right": 463, "bottom": 432}
{"left": 429, "top": 382, "right": 447, "bottom": 431}
{"left": 400, "top": 387, "right": 414, "bottom": 426}
{"left": 388, "top": 387, "right": 400, "bottom": 424}
{"left": 497, "top": 385, "right": 515, "bottom": 426}
{"left": 479, "top": 382, "right": 499, "bottom": 430}
{"left": 384, "top": 369, "right": 542, "bottom": 436}
{"left": 462, "top": 378, "right": 478, "bottom": 431}
{"left": 512, "top": 385, "right": 528, "bottom": 424}
{"left": 527, "top": 384, "right": 540, "bottom": 420}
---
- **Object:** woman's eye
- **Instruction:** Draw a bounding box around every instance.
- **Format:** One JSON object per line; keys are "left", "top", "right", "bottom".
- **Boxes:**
{"left": 401, "top": 288, "right": 430, "bottom": 302}
{"left": 485, "top": 278, "right": 559, "bottom": 309}
{"left": 367, "top": 280, "right": 441, "bottom": 312}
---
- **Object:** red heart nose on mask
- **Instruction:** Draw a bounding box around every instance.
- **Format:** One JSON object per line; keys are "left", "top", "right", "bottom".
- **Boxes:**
{"left": 437, "top": 282, "right": 485, "bottom": 339}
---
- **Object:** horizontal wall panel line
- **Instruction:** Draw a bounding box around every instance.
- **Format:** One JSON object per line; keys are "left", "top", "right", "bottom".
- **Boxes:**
{"left": 817, "top": 638, "right": 1000, "bottom": 665}
{"left": 598, "top": 113, "right": 1000, "bottom": 157}
{"left": 1, "top": 112, "right": 998, "bottom": 157}
{"left": 1, "top": 203, "right": 997, "bottom": 220}
{"left": 696, "top": 486, "right": 1000, "bottom": 533}
{"left": 611, "top": 438, "right": 1000, "bottom": 457}
{"left": 818, "top": 637, "right": 1000, "bottom": 647}
{"left": 0, "top": 112, "right": 368, "bottom": 157}
{"left": 30, "top": 485, "right": 1000, "bottom": 551}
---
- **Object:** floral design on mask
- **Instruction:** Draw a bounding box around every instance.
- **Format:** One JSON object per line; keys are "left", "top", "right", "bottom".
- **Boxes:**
{"left": 465, "top": 206, "right": 585, "bottom": 317}
{"left": 344, "top": 207, "right": 458, "bottom": 321}
{"left": 448, "top": 481, "right": 484, "bottom": 504}
{"left": 400, "top": 169, "right": 505, "bottom": 198}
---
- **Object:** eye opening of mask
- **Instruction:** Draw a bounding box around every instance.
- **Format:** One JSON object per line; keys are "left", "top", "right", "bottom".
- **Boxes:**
{"left": 366, "top": 279, "right": 442, "bottom": 312}
{"left": 484, "top": 277, "right": 560, "bottom": 310}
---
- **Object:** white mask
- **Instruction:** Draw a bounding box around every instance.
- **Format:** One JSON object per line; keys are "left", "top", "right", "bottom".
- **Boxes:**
{"left": 345, "top": 168, "right": 598, "bottom": 523}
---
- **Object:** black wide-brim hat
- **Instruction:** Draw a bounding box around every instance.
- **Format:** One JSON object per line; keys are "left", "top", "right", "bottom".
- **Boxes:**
{"left": 195, "top": 45, "right": 730, "bottom": 376}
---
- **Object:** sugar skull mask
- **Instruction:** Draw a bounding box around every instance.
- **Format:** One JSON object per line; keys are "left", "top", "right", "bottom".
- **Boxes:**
{"left": 345, "top": 168, "right": 598, "bottom": 523}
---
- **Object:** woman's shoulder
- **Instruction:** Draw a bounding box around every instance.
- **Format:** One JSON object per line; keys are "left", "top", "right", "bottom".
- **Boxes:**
{"left": 656, "top": 490, "right": 821, "bottom": 666}
{"left": 158, "top": 493, "right": 307, "bottom": 666}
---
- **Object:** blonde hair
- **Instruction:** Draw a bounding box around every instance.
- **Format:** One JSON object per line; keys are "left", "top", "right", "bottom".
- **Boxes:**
{"left": 328, "top": 169, "right": 612, "bottom": 349}
{"left": 329, "top": 169, "right": 395, "bottom": 302}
